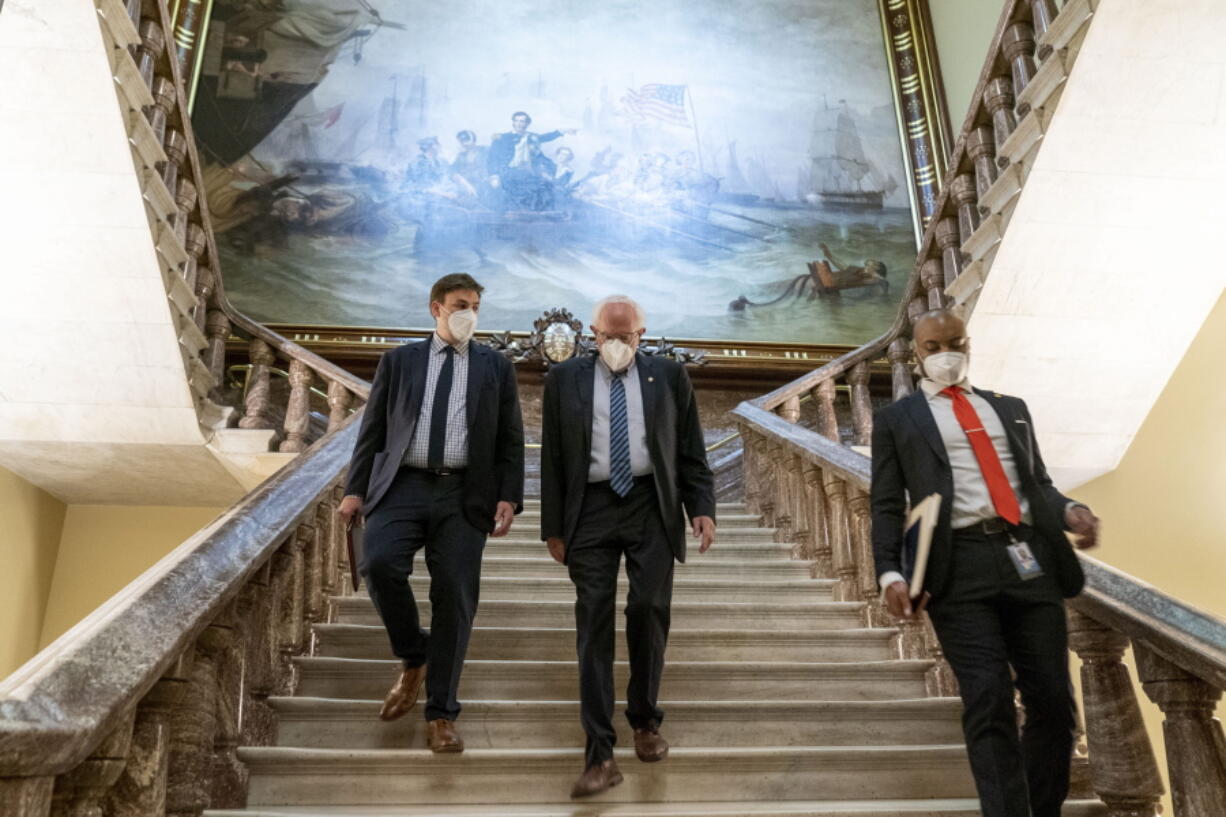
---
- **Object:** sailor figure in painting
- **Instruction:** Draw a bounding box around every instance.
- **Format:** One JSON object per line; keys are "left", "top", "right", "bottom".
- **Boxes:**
{"left": 487, "top": 111, "right": 577, "bottom": 211}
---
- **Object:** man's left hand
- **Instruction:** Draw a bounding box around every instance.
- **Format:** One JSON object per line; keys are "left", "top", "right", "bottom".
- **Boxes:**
{"left": 692, "top": 516, "right": 716, "bottom": 554}
{"left": 1065, "top": 505, "right": 1100, "bottom": 550}
{"left": 492, "top": 501, "right": 515, "bottom": 537}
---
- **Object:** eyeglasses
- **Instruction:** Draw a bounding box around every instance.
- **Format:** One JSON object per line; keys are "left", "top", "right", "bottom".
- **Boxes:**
{"left": 595, "top": 330, "right": 641, "bottom": 345}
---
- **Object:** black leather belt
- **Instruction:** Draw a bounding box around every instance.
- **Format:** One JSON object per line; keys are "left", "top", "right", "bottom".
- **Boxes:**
{"left": 957, "top": 517, "right": 1030, "bottom": 536}
{"left": 405, "top": 466, "right": 466, "bottom": 478}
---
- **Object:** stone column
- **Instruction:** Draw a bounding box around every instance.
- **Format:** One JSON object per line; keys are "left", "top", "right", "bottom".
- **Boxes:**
{"left": 1135, "top": 644, "right": 1226, "bottom": 816}
{"left": 1067, "top": 609, "right": 1163, "bottom": 817}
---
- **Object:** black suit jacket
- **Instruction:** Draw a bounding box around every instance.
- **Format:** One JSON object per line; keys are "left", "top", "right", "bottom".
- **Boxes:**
{"left": 870, "top": 388, "right": 1085, "bottom": 600}
{"left": 540, "top": 353, "right": 716, "bottom": 562}
{"left": 344, "top": 340, "right": 525, "bottom": 533}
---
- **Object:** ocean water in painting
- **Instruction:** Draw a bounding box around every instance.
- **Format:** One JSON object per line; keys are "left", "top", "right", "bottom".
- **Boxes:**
{"left": 198, "top": 0, "right": 919, "bottom": 345}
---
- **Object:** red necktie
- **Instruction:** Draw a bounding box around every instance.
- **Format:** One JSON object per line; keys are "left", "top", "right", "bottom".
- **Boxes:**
{"left": 941, "top": 387, "right": 1022, "bottom": 525}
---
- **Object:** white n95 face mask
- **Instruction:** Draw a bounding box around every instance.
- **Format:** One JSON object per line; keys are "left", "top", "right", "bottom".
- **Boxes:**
{"left": 445, "top": 308, "right": 478, "bottom": 344}
{"left": 921, "top": 351, "right": 969, "bottom": 388}
{"left": 599, "top": 339, "right": 635, "bottom": 372}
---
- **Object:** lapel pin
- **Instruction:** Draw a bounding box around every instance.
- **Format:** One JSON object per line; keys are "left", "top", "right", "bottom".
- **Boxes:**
{"left": 648, "top": 376, "right": 654, "bottom": 382}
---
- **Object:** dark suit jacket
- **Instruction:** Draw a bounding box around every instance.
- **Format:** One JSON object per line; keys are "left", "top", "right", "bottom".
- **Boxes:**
{"left": 540, "top": 353, "right": 716, "bottom": 563}
{"left": 344, "top": 340, "right": 524, "bottom": 533}
{"left": 870, "top": 388, "right": 1085, "bottom": 600}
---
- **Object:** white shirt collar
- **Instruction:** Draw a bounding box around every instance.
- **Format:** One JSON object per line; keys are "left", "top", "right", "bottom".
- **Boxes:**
{"left": 920, "top": 378, "right": 973, "bottom": 399}
{"left": 431, "top": 333, "right": 469, "bottom": 357}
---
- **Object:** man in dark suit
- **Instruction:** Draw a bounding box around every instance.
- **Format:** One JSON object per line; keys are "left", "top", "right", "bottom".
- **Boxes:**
{"left": 338, "top": 273, "right": 524, "bottom": 753}
{"left": 871, "top": 309, "right": 1100, "bottom": 817}
{"left": 540, "top": 295, "right": 717, "bottom": 799}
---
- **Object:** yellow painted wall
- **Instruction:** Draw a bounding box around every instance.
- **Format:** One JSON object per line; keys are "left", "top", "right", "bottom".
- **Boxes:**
{"left": 1069, "top": 289, "right": 1226, "bottom": 811}
{"left": 927, "top": 0, "right": 1007, "bottom": 126}
{"left": 0, "top": 467, "right": 68, "bottom": 677}
{"left": 38, "top": 504, "right": 224, "bottom": 648}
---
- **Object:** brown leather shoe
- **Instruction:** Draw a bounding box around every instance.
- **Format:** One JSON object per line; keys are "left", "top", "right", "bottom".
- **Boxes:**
{"left": 427, "top": 718, "right": 464, "bottom": 753}
{"left": 570, "top": 758, "right": 623, "bottom": 799}
{"left": 378, "top": 665, "right": 426, "bottom": 722}
{"left": 633, "top": 724, "right": 669, "bottom": 762}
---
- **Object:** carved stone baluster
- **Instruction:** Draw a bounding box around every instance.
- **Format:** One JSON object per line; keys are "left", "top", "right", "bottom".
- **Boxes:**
{"left": 950, "top": 174, "right": 980, "bottom": 245}
{"left": 847, "top": 362, "right": 872, "bottom": 446}
{"left": 105, "top": 653, "right": 192, "bottom": 817}
{"left": 182, "top": 224, "right": 205, "bottom": 293}
{"left": 784, "top": 456, "right": 811, "bottom": 562}
{"left": 754, "top": 437, "right": 777, "bottom": 526}
{"left": 984, "top": 78, "right": 1018, "bottom": 167}
{"left": 811, "top": 379, "right": 838, "bottom": 442}
{"left": 967, "top": 125, "right": 998, "bottom": 202}
{"left": 1002, "top": 22, "right": 1038, "bottom": 102}
{"left": 301, "top": 516, "right": 326, "bottom": 627}
{"left": 316, "top": 497, "right": 339, "bottom": 618}
{"left": 331, "top": 486, "right": 349, "bottom": 595}
{"left": 202, "top": 299, "right": 231, "bottom": 390}
{"left": 273, "top": 527, "right": 310, "bottom": 695}
{"left": 804, "top": 465, "right": 834, "bottom": 578}
{"left": 162, "top": 130, "right": 187, "bottom": 206}
{"left": 148, "top": 77, "right": 177, "bottom": 148}
{"left": 209, "top": 603, "right": 248, "bottom": 810}
{"left": 193, "top": 265, "right": 214, "bottom": 335}
{"left": 921, "top": 257, "right": 946, "bottom": 311}
{"left": 166, "top": 621, "right": 234, "bottom": 817}
{"left": 0, "top": 777, "right": 54, "bottom": 817}
{"left": 935, "top": 219, "right": 964, "bottom": 293}
{"left": 846, "top": 487, "right": 881, "bottom": 626}
{"left": 741, "top": 429, "right": 761, "bottom": 514}
{"left": 326, "top": 380, "right": 353, "bottom": 432}
{"left": 824, "top": 474, "right": 855, "bottom": 602}
{"left": 777, "top": 395, "right": 801, "bottom": 424}
{"left": 1066, "top": 609, "right": 1164, "bottom": 817}
{"left": 240, "top": 562, "right": 278, "bottom": 748}
{"left": 1033, "top": 0, "right": 1061, "bottom": 59}
{"left": 765, "top": 442, "right": 791, "bottom": 538}
{"left": 1134, "top": 644, "right": 1226, "bottom": 815}
{"left": 238, "top": 339, "right": 276, "bottom": 431}
{"left": 279, "top": 359, "right": 314, "bottom": 453}
{"left": 124, "top": 0, "right": 141, "bottom": 28}
{"left": 173, "top": 179, "right": 197, "bottom": 246}
{"left": 887, "top": 338, "right": 914, "bottom": 401}
{"left": 49, "top": 710, "right": 135, "bottom": 816}
{"left": 135, "top": 20, "right": 165, "bottom": 91}
{"left": 906, "top": 295, "right": 929, "bottom": 327}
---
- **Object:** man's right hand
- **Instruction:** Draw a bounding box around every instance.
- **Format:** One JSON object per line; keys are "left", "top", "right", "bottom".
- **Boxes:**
{"left": 339, "top": 494, "right": 363, "bottom": 526}
{"left": 884, "top": 581, "right": 929, "bottom": 619}
{"left": 546, "top": 537, "right": 565, "bottom": 564}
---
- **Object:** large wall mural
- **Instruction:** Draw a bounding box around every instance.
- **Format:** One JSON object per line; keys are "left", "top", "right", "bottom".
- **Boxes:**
{"left": 194, "top": 0, "right": 939, "bottom": 347}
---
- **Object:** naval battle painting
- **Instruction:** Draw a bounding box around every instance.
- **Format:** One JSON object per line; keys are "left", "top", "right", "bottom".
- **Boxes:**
{"left": 193, "top": 0, "right": 932, "bottom": 346}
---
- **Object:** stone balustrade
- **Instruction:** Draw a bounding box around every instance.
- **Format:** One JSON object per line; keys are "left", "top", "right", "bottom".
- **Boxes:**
{"left": 0, "top": 417, "right": 365, "bottom": 816}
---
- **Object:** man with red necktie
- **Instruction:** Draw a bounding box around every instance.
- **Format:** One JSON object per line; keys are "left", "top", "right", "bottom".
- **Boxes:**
{"left": 870, "top": 309, "right": 1100, "bottom": 817}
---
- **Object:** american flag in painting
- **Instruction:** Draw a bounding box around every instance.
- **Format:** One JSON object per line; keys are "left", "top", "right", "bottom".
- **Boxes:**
{"left": 621, "top": 84, "right": 690, "bottom": 127}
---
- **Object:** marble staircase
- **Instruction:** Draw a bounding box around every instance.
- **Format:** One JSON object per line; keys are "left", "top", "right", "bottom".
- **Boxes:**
{"left": 205, "top": 501, "right": 1105, "bottom": 817}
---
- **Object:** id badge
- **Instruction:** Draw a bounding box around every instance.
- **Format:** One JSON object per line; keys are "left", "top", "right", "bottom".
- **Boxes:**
{"left": 1006, "top": 537, "right": 1044, "bottom": 581}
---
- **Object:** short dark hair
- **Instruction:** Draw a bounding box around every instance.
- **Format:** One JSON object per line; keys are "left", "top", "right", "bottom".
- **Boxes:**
{"left": 512, "top": 111, "right": 532, "bottom": 124}
{"left": 430, "top": 273, "right": 484, "bottom": 305}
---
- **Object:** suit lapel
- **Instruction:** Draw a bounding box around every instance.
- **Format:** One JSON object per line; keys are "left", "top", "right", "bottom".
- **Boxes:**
{"left": 465, "top": 344, "right": 488, "bottom": 429}
{"left": 902, "top": 390, "right": 949, "bottom": 466}
{"left": 576, "top": 355, "right": 596, "bottom": 459}
{"left": 405, "top": 341, "right": 430, "bottom": 424}
{"left": 973, "top": 389, "right": 1033, "bottom": 475}
{"left": 636, "top": 353, "right": 657, "bottom": 448}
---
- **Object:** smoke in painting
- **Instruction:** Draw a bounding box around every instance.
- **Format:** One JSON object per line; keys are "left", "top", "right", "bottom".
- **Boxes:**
{"left": 194, "top": 0, "right": 920, "bottom": 345}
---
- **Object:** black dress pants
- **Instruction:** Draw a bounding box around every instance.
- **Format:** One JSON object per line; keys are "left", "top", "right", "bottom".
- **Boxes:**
{"left": 567, "top": 477, "right": 674, "bottom": 769}
{"left": 360, "top": 468, "right": 486, "bottom": 722}
{"left": 927, "top": 528, "right": 1077, "bottom": 817}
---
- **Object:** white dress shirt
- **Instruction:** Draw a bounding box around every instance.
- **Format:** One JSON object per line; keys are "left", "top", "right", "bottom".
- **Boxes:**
{"left": 878, "top": 377, "right": 1033, "bottom": 590}
{"left": 587, "top": 357, "right": 653, "bottom": 483}
{"left": 403, "top": 334, "right": 469, "bottom": 469}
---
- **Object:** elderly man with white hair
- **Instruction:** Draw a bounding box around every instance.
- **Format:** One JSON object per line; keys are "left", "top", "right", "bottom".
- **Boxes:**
{"left": 540, "top": 295, "right": 717, "bottom": 798}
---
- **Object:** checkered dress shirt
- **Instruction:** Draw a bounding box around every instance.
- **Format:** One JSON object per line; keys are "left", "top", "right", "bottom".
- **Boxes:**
{"left": 403, "top": 334, "right": 470, "bottom": 469}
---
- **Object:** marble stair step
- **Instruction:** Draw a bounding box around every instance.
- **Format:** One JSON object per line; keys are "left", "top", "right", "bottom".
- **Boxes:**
{"left": 313, "top": 624, "right": 896, "bottom": 663}
{"left": 480, "top": 538, "right": 795, "bottom": 559}
{"left": 237, "top": 745, "right": 978, "bottom": 805}
{"left": 446, "top": 556, "right": 810, "bottom": 581}
{"left": 294, "top": 658, "right": 935, "bottom": 702}
{"left": 206, "top": 800, "right": 1107, "bottom": 817}
{"left": 509, "top": 511, "right": 765, "bottom": 528}
{"left": 331, "top": 598, "right": 866, "bottom": 631}
{"left": 269, "top": 697, "right": 964, "bottom": 749}
{"left": 392, "top": 576, "right": 836, "bottom": 603}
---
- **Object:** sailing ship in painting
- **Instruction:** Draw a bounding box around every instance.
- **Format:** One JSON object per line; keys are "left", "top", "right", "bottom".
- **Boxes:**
{"left": 193, "top": 0, "right": 914, "bottom": 337}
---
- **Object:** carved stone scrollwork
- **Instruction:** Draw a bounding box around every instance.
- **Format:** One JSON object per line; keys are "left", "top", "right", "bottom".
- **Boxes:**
{"left": 1134, "top": 643, "right": 1226, "bottom": 816}
{"left": 279, "top": 359, "right": 314, "bottom": 453}
{"left": 238, "top": 339, "right": 276, "bottom": 431}
{"left": 326, "top": 380, "right": 352, "bottom": 433}
{"left": 486, "top": 308, "right": 705, "bottom": 367}
{"left": 1066, "top": 609, "right": 1163, "bottom": 817}
{"left": 50, "top": 709, "right": 135, "bottom": 817}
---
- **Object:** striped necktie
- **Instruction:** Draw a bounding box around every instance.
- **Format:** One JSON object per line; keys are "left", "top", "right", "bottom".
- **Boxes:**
{"left": 608, "top": 371, "right": 633, "bottom": 497}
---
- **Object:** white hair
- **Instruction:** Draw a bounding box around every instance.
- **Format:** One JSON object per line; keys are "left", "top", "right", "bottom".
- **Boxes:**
{"left": 591, "top": 295, "right": 646, "bottom": 330}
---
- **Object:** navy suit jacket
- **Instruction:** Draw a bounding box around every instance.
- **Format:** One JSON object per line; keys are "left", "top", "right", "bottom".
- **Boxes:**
{"left": 870, "top": 388, "right": 1085, "bottom": 600}
{"left": 344, "top": 340, "right": 525, "bottom": 533}
{"left": 540, "top": 353, "right": 716, "bottom": 563}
